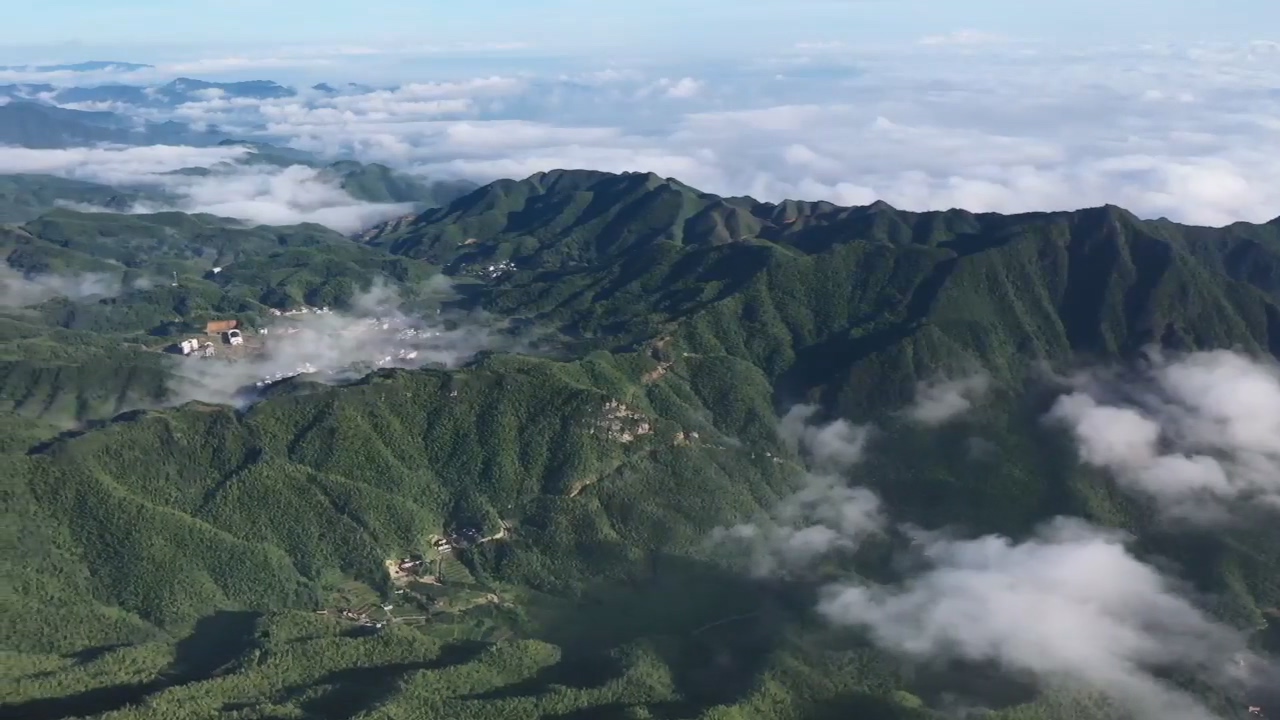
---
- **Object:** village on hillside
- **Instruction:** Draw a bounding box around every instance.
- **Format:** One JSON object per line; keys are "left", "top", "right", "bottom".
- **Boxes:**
{"left": 165, "top": 305, "right": 446, "bottom": 390}
{"left": 318, "top": 521, "right": 516, "bottom": 638}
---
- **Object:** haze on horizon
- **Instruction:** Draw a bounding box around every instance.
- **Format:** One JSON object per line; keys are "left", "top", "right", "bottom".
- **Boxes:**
{"left": 1, "top": 0, "right": 1277, "bottom": 228}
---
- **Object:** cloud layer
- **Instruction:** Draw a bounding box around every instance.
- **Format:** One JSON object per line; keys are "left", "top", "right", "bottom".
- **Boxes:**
{"left": 67, "top": 40, "right": 1277, "bottom": 227}
{"left": 1047, "top": 349, "right": 1280, "bottom": 523}
{"left": 0, "top": 264, "right": 121, "bottom": 307}
{"left": 132, "top": 163, "right": 415, "bottom": 233}
{"left": 902, "top": 371, "right": 992, "bottom": 426}
{"left": 710, "top": 404, "right": 885, "bottom": 576}
{"left": 168, "top": 279, "right": 514, "bottom": 406}
{"left": 711, "top": 379, "right": 1268, "bottom": 718}
{"left": 819, "top": 518, "right": 1253, "bottom": 720}
{"left": 7, "top": 40, "right": 1278, "bottom": 227}
{"left": 0, "top": 145, "right": 412, "bottom": 232}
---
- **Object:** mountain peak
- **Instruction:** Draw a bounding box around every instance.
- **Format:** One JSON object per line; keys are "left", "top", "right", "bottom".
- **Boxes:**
{"left": 1075, "top": 203, "right": 1140, "bottom": 228}
{"left": 525, "top": 167, "right": 627, "bottom": 184}
{"left": 158, "top": 78, "right": 295, "bottom": 100}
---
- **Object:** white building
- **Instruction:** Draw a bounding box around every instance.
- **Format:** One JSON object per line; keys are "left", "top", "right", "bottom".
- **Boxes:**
{"left": 175, "top": 338, "right": 202, "bottom": 355}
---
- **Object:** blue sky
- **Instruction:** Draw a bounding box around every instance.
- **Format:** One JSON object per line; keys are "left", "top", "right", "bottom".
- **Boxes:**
{"left": 5, "top": 0, "right": 1277, "bottom": 64}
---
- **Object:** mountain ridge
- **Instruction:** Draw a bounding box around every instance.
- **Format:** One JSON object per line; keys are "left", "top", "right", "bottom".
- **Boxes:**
{"left": 0, "top": 99, "right": 229, "bottom": 148}
{"left": 0, "top": 60, "right": 152, "bottom": 72}
{"left": 362, "top": 170, "right": 1278, "bottom": 259}
{"left": 6, "top": 166, "right": 1280, "bottom": 719}
{"left": 354, "top": 170, "right": 1280, "bottom": 378}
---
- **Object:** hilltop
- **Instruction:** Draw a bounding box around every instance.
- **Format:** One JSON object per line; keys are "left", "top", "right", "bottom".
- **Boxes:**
{"left": 4, "top": 169, "right": 1280, "bottom": 719}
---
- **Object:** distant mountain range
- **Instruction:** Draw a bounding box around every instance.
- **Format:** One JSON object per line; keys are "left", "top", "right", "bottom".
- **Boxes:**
{"left": 0, "top": 76, "right": 296, "bottom": 107}
{"left": 0, "top": 60, "right": 153, "bottom": 73}
{"left": 0, "top": 137, "right": 477, "bottom": 224}
{"left": 0, "top": 99, "right": 228, "bottom": 148}
{"left": 0, "top": 77, "right": 379, "bottom": 150}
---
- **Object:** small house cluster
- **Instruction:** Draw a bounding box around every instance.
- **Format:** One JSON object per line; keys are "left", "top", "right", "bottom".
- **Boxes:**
{"left": 171, "top": 338, "right": 216, "bottom": 357}
{"left": 446, "top": 526, "right": 483, "bottom": 549}
{"left": 394, "top": 326, "right": 442, "bottom": 340}
{"left": 397, "top": 558, "right": 425, "bottom": 573}
{"left": 426, "top": 523, "right": 506, "bottom": 554}
{"left": 268, "top": 306, "right": 332, "bottom": 317}
{"left": 330, "top": 604, "right": 388, "bottom": 630}
{"left": 596, "top": 399, "right": 653, "bottom": 443}
{"left": 480, "top": 261, "right": 516, "bottom": 279}
{"left": 375, "top": 349, "right": 420, "bottom": 367}
{"left": 673, "top": 430, "right": 700, "bottom": 446}
{"left": 255, "top": 362, "right": 320, "bottom": 388}
{"left": 458, "top": 260, "right": 516, "bottom": 280}
{"left": 386, "top": 556, "right": 432, "bottom": 585}
{"left": 173, "top": 338, "right": 200, "bottom": 355}
{"left": 199, "top": 313, "right": 459, "bottom": 396}
{"left": 362, "top": 317, "right": 406, "bottom": 333}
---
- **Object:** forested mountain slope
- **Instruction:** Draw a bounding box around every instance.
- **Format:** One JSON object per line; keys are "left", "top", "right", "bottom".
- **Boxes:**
{"left": 365, "top": 170, "right": 1280, "bottom": 411}
{"left": 5, "top": 169, "right": 1280, "bottom": 719}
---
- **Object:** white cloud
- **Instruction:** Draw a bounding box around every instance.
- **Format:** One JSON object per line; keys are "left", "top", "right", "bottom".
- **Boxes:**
{"left": 0, "top": 57, "right": 321, "bottom": 85}
{"left": 918, "top": 30, "right": 1008, "bottom": 46}
{"left": 711, "top": 404, "right": 885, "bottom": 576}
{"left": 0, "top": 145, "right": 411, "bottom": 233}
{"left": 711, "top": 389, "right": 1268, "bottom": 717}
{"left": 1045, "top": 350, "right": 1280, "bottom": 522}
{"left": 164, "top": 57, "right": 336, "bottom": 74}
{"left": 778, "top": 404, "right": 872, "bottom": 475}
{"left": 819, "top": 517, "right": 1256, "bottom": 720}
{"left": 130, "top": 164, "right": 415, "bottom": 233}
{"left": 0, "top": 265, "right": 121, "bottom": 307}
{"left": 168, "top": 77, "right": 523, "bottom": 130}
{"left": 0, "top": 43, "right": 534, "bottom": 85}
{"left": 659, "top": 77, "right": 703, "bottom": 99}
{"left": 902, "top": 372, "right": 992, "bottom": 426}
{"left": 163, "top": 41, "right": 1274, "bottom": 227}
{"left": 9, "top": 41, "right": 1280, "bottom": 228}
{"left": 168, "top": 279, "right": 515, "bottom": 407}
{"left": 793, "top": 41, "right": 848, "bottom": 52}
{"left": 0, "top": 144, "right": 249, "bottom": 181}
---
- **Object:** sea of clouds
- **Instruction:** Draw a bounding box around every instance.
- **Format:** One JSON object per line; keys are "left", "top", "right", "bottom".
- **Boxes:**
{"left": 1, "top": 38, "right": 1278, "bottom": 230}
{"left": 6, "top": 36, "right": 1280, "bottom": 717}
{"left": 0, "top": 144, "right": 415, "bottom": 233}
{"left": 712, "top": 356, "right": 1280, "bottom": 720}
